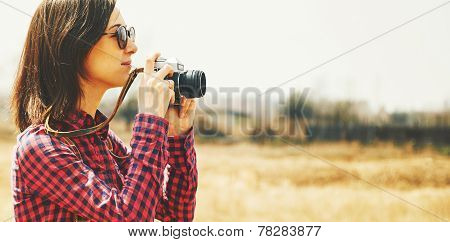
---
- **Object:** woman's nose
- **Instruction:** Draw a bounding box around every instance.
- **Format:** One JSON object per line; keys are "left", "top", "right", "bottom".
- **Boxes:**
{"left": 125, "top": 39, "right": 138, "bottom": 54}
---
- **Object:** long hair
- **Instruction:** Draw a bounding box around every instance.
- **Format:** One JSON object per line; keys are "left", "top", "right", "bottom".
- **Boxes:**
{"left": 11, "top": 0, "right": 116, "bottom": 132}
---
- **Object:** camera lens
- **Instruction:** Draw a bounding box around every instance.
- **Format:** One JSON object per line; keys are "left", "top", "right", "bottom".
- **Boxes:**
{"left": 179, "top": 70, "right": 206, "bottom": 98}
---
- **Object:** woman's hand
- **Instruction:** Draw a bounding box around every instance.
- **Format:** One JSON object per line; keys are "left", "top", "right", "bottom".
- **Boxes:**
{"left": 165, "top": 96, "right": 196, "bottom": 136}
{"left": 138, "top": 53, "right": 175, "bottom": 118}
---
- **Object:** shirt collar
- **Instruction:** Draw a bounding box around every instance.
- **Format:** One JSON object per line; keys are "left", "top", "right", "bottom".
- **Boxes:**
{"left": 53, "top": 109, "right": 109, "bottom": 139}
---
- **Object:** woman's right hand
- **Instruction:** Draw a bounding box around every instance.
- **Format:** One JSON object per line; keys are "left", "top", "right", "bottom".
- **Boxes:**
{"left": 138, "top": 53, "right": 175, "bottom": 118}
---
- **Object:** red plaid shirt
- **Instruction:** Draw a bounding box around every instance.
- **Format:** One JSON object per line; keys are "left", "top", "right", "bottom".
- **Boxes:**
{"left": 11, "top": 110, "right": 198, "bottom": 222}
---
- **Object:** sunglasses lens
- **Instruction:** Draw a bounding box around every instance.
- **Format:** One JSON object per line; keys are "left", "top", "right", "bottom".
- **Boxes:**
{"left": 129, "top": 27, "right": 135, "bottom": 41}
{"left": 118, "top": 26, "right": 127, "bottom": 49}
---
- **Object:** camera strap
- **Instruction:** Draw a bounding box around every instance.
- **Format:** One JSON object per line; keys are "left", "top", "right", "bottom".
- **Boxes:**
{"left": 44, "top": 67, "right": 144, "bottom": 138}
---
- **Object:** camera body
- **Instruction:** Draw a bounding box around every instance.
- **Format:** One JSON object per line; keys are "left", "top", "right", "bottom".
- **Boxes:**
{"left": 154, "top": 57, "right": 206, "bottom": 104}
{"left": 154, "top": 57, "right": 185, "bottom": 72}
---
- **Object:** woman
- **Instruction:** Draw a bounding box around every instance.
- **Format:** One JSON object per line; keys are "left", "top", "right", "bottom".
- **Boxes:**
{"left": 10, "top": 0, "right": 198, "bottom": 222}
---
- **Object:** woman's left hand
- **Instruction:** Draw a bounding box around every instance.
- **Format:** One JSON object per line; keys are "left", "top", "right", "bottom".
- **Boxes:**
{"left": 165, "top": 96, "right": 196, "bottom": 136}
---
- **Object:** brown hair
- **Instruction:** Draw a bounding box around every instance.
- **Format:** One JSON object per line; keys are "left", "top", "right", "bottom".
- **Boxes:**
{"left": 11, "top": 0, "right": 116, "bottom": 132}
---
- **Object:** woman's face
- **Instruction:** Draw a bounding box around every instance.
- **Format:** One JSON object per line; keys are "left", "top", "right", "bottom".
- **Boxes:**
{"left": 82, "top": 8, "right": 138, "bottom": 89}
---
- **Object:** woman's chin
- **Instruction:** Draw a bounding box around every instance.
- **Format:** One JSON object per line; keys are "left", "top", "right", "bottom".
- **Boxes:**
{"left": 117, "top": 78, "right": 128, "bottom": 88}
{"left": 123, "top": 66, "right": 133, "bottom": 76}
{"left": 104, "top": 69, "right": 134, "bottom": 88}
{"left": 106, "top": 77, "right": 127, "bottom": 88}
{"left": 118, "top": 70, "right": 132, "bottom": 86}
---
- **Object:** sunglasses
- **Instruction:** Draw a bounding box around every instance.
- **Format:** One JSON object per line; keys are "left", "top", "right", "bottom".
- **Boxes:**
{"left": 102, "top": 25, "right": 135, "bottom": 49}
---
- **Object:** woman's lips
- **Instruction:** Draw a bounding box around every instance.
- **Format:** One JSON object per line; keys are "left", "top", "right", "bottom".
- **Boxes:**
{"left": 121, "top": 60, "right": 132, "bottom": 66}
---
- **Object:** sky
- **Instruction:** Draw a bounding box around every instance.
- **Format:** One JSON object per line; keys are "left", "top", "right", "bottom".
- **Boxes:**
{"left": 0, "top": 0, "right": 449, "bottom": 113}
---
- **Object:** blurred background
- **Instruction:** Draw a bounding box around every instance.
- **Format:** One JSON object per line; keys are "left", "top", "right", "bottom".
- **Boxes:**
{"left": 0, "top": 0, "right": 449, "bottom": 221}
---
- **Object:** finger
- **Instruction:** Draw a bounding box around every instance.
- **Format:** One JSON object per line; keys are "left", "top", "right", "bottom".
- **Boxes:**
{"left": 184, "top": 99, "right": 197, "bottom": 118}
{"left": 170, "top": 91, "right": 175, "bottom": 104}
{"left": 144, "top": 52, "right": 160, "bottom": 75}
{"left": 167, "top": 80, "right": 175, "bottom": 90}
{"left": 188, "top": 98, "right": 197, "bottom": 112}
{"left": 180, "top": 96, "right": 187, "bottom": 106}
{"left": 169, "top": 89, "right": 175, "bottom": 106}
{"left": 181, "top": 99, "right": 194, "bottom": 118}
{"left": 168, "top": 81, "right": 175, "bottom": 104}
{"left": 179, "top": 97, "right": 190, "bottom": 117}
{"left": 156, "top": 64, "right": 174, "bottom": 80}
{"left": 138, "top": 70, "right": 147, "bottom": 86}
{"left": 178, "top": 100, "right": 186, "bottom": 118}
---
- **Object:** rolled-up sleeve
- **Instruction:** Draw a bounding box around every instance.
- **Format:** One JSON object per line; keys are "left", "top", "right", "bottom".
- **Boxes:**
{"left": 156, "top": 127, "right": 198, "bottom": 221}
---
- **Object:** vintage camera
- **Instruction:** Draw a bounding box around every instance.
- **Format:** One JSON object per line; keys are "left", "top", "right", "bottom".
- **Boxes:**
{"left": 154, "top": 57, "right": 206, "bottom": 104}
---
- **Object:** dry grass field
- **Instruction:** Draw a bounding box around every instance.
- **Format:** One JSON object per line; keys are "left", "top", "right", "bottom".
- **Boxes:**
{"left": 0, "top": 124, "right": 449, "bottom": 222}
{"left": 193, "top": 142, "right": 449, "bottom": 221}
